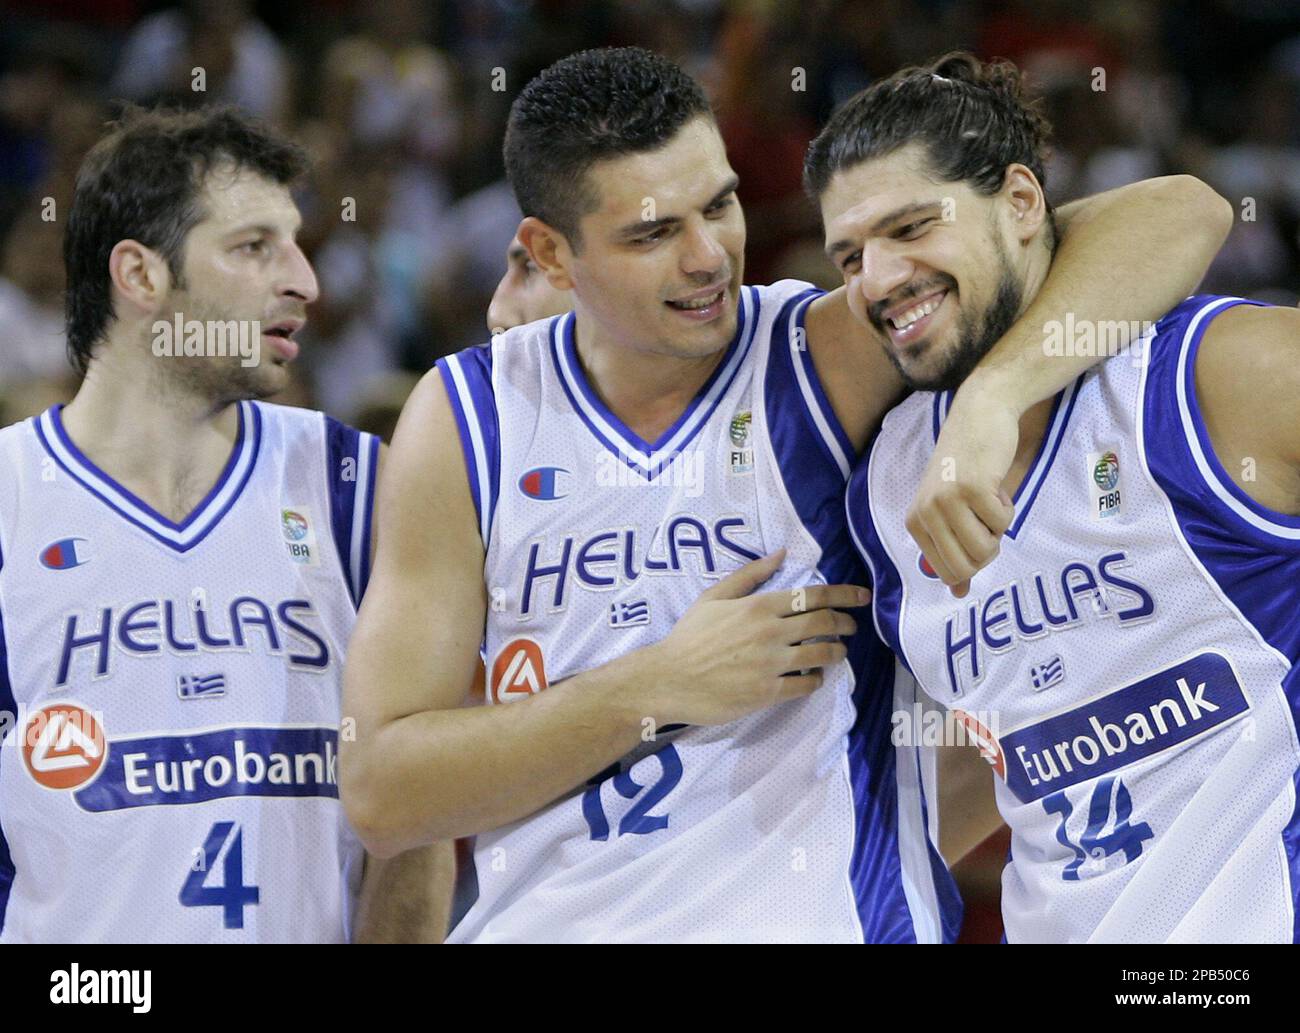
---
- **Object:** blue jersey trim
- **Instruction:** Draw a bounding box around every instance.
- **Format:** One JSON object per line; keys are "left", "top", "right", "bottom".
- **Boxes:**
{"left": 787, "top": 289, "right": 856, "bottom": 471}
{"left": 549, "top": 288, "right": 758, "bottom": 480}
{"left": 33, "top": 402, "right": 261, "bottom": 554}
{"left": 765, "top": 295, "right": 957, "bottom": 942}
{"left": 1141, "top": 293, "right": 1300, "bottom": 941}
{"left": 845, "top": 450, "right": 913, "bottom": 672}
{"left": 436, "top": 347, "right": 501, "bottom": 546}
{"left": 1174, "top": 297, "right": 1300, "bottom": 538}
{"left": 0, "top": 530, "right": 13, "bottom": 933}
{"left": 357, "top": 433, "right": 380, "bottom": 600}
{"left": 1006, "top": 380, "right": 1081, "bottom": 539}
{"left": 931, "top": 380, "right": 1080, "bottom": 540}
{"left": 324, "top": 417, "right": 380, "bottom": 607}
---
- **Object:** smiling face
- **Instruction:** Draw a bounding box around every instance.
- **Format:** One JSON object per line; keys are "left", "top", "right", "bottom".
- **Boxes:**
{"left": 820, "top": 143, "right": 1046, "bottom": 392}
{"left": 528, "top": 117, "right": 746, "bottom": 362}
{"left": 161, "top": 163, "right": 318, "bottom": 401}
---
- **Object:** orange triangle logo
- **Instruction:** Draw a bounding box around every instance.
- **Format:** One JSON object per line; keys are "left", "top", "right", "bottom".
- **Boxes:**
{"left": 490, "top": 638, "right": 548, "bottom": 703}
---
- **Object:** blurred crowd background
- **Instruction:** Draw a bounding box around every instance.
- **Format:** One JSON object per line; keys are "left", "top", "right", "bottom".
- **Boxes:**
{"left": 2, "top": 0, "right": 1298, "bottom": 940}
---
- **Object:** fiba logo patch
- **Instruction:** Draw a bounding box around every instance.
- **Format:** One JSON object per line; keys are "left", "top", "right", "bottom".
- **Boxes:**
{"left": 490, "top": 638, "right": 548, "bottom": 703}
{"left": 729, "top": 410, "right": 753, "bottom": 474}
{"left": 281, "top": 507, "right": 319, "bottom": 565}
{"left": 1088, "top": 449, "right": 1122, "bottom": 519}
{"left": 23, "top": 703, "right": 107, "bottom": 790}
{"left": 40, "top": 537, "right": 90, "bottom": 570}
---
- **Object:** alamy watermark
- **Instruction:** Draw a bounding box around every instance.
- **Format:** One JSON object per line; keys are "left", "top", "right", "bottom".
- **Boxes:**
{"left": 1042, "top": 315, "right": 1157, "bottom": 365}
{"left": 152, "top": 314, "right": 260, "bottom": 367}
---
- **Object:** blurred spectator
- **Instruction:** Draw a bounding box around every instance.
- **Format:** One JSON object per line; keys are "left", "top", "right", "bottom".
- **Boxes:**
{"left": 0, "top": 207, "right": 68, "bottom": 384}
{"left": 110, "top": 0, "right": 290, "bottom": 123}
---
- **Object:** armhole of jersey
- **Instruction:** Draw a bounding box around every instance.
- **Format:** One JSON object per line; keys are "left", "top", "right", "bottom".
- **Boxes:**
{"left": 0, "top": 525, "right": 15, "bottom": 932}
{"left": 844, "top": 446, "right": 913, "bottom": 672}
{"left": 781, "top": 290, "right": 855, "bottom": 479}
{"left": 435, "top": 349, "right": 500, "bottom": 548}
{"left": 324, "top": 416, "right": 381, "bottom": 607}
{"left": 1146, "top": 294, "right": 1300, "bottom": 549}
{"left": 761, "top": 288, "right": 863, "bottom": 584}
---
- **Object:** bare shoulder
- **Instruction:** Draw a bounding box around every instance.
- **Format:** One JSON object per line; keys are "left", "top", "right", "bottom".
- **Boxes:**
{"left": 376, "top": 366, "right": 480, "bottom": 568}
{"left": 1196, "top": 304, "right": 1300, "bottom": 456}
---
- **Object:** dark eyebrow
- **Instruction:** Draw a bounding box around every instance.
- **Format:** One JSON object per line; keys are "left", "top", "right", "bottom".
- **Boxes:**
{"left": 224, "top": 218, "right": 302, "bottom": 241}
{"left": 616, "top": 176, "right": 740, "bottom": 239}
{"left": 824, "top": 201, "right": 942, "bottom": 260}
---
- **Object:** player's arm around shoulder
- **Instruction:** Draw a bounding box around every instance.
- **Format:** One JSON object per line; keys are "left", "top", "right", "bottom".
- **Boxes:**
{"left": 803, "top": 287, "right": 907, "bottom": 455}
{"left": 1194, "top": 304, "right": 1300, "bottom": 515}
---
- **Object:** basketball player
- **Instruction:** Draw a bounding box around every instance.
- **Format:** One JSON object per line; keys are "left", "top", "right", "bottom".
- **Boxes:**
{"left": 341, "top": 48, "right": 1229, "bottom": 942}
{"left": 0, "top": 105, "right": 449, "bottom": 942}
{"left": 487, "top": 234, "right": 572, "bottom": 334}
{"left": 816, "top": 52, "right": 1299, "bottom": 942}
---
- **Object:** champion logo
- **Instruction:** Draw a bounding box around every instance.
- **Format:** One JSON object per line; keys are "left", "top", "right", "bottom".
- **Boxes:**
{"left": 490, "top": 638, "right": 548, "bottom": 703}
{"left": 519, "top": 466, "right": 569, "bottom": 501}
{"left": 40, "top": 537, "right": 90, "bottom": 570}
{"left": 22, "top": 703, "right": 107, "bottom": 790}
{"left": 918, "top": 553, "right": 939, "bottom": 579}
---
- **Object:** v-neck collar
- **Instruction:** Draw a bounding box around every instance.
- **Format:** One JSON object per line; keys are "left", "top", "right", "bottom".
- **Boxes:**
{"left": 549, "top": 286, "right": 759, "bottom": 480}
{"left": 932, "top": 377, "right": 1082, "bottom": 539}
{"left": 34, "top": 401, "right": 263, "bottom": 553}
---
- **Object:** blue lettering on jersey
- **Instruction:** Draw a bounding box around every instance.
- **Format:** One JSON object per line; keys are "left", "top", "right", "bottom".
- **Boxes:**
{"left": 73, "top": 726, "right": 339, "bottom": 811}
{"left": 55, "top": 595, "right": 330, "bottom": 686}
{"left": 992, "top": 652, "right": 1249, "bottom": 803}
{"left": 521, "top": 515, "right": 760, "bottom": 616}
{"left": 943, "top": 551, "right": 1155, "bottom": 696}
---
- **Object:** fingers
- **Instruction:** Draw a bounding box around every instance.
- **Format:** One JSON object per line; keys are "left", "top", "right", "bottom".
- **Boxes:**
{"left": 700, "top": 549, "right": 786, "bottom": 601}
{"left": 780, "top": 608, "right": 857, "bottom": 645}
{"left": 908, "top": 484, "right": 1015, "bottom": 597}
{"left": 968, "top": 487, "right": 1016, "bottom": 540}
{"left": 759, "top": 583, "right": 870, "bottom": 617}
{"left": 787, "top": 638, "right": 849, "bottom": 671}
{"left": 939, "top": 499, "right": 1002, "bottom": 571}
{"left": 919, "top": 513, "right": 979, "bottom": 596}
{"left": 771, "top": 670, "right": 824, "bottom": 701}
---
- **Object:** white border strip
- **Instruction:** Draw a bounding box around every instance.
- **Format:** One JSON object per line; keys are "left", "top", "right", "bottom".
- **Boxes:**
{"left": 892, "top": 661, "right": 943, "bottom": 943}
{"left": 349, "top": 433, "right": 375, "bottom": 597}
{"left": 39, "top": 402, "right": 255, "bottom": 547}
{"left": 1174, "top": 297, "right": 1300, "bottom": 540}
{"left": 790, "top": 295, "right": 852, "bottom": 480}
{"left": 444, "top": 353, "right": 492, "bottom": 544}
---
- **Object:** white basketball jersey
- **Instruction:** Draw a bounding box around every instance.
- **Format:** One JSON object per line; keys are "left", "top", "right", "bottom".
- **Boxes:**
{"left": 437, "top": 280, "right": 961, "bottom": 943}
{"left": 848, "top": 295, "right": 1300, "bottom": 943}
{"left": 0, "top": 400, "right": 379, "bottom": 942}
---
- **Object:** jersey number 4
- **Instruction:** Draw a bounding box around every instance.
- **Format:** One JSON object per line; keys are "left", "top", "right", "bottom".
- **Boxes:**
{"left": 180, "top": 821, "right": 261, "bottom": 928}
{"left": 582, "top": 744, "right": 683, "bottom": 840}
{"left": 1043, "top": 777, "right": 1154, "bottom": 881}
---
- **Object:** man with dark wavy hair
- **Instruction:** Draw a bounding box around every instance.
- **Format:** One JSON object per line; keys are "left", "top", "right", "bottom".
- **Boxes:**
{"left": 342, "top": 46, "right": 1229, "bottom": 942}
{"left": 0, "top": 104, "right": 449, "bottom": 942}
{"left": 814, "top": 52, "right": 1300, "bottom": 942}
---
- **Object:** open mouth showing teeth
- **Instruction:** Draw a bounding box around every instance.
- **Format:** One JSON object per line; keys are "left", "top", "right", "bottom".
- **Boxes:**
{"left": 667, "top": 289, "right": 724, "bottom": 310}
{"left": 889, "top": 291, "right": 946, "bottom": 331}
